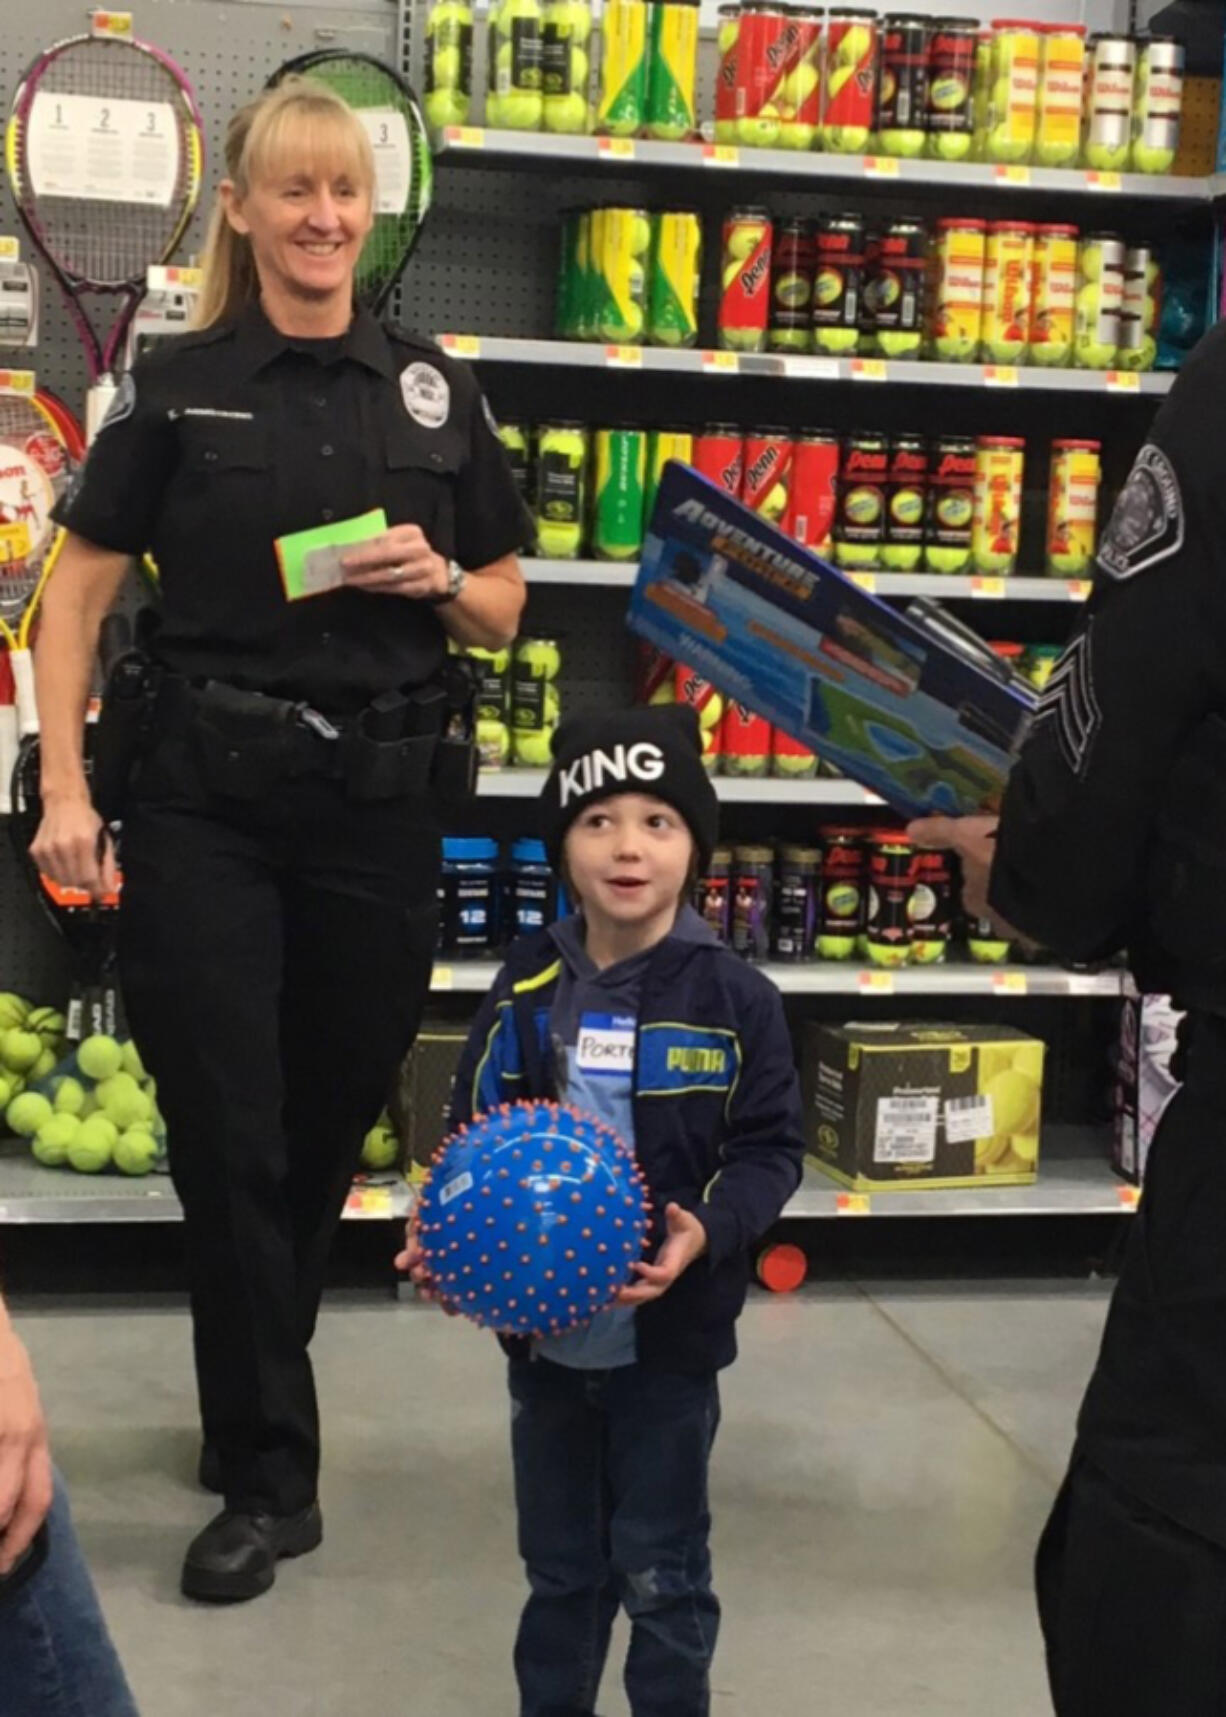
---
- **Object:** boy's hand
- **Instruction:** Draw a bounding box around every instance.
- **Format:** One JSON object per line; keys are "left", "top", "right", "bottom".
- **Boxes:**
{"left": 616, "top": 1203, "right": 708, "bottom": 1307}
{"left": 393, "top": 1209, "right": 459, "bottom": 1315}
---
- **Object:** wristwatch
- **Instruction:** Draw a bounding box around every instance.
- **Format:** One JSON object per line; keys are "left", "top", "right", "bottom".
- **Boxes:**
{"left": 429, "top": 561, "right": 467, "bottom": 605}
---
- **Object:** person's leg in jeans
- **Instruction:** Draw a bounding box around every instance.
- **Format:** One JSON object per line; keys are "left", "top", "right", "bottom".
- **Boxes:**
{"left": 509, "top": 1358, "right": 619, "bottom": 1717}
{"left": 605, "top": 1366, "right": 721, "bottom": 1717}
{"left": 0, "top": 1473, "right": 139, "bottom": 1717}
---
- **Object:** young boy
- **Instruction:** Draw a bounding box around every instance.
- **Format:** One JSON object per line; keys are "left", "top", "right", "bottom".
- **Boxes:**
{"left": 403, "top": 705, "right": 803, "bottom": 1717}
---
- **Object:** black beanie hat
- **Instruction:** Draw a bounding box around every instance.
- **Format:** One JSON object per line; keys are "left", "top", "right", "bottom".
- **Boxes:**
{"left": 540, "top": 705, "right": 719, "bottom": 872}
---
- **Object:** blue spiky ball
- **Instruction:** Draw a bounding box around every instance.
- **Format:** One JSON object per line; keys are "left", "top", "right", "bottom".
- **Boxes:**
{"left": 416, "top": 1100, "right": 651, "bottom": 1336}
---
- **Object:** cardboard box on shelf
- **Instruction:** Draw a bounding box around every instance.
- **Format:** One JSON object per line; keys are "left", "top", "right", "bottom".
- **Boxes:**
{"left": 1112, "top": 992, "right": 1184, "bottom": 1186}
{"left": 802, "top": 1021, "right": 1046, "bottom": 1192}
{"left": 388, "top": 1023, "right": 469, "bottom": 1180}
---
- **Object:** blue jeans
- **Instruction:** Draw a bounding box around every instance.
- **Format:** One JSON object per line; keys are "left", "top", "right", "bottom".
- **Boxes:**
{"left": 0, "top": 1474, "right": 139, "bottom": 1717}
{"left": 508, "top": 1355, "right": 721, "bottom": 1717}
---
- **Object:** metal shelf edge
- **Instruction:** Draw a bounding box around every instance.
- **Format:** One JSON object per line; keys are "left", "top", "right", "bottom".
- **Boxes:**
{"left": 429, "top": 960, "right": 1122, "bottom": 997}
{"left": 524, "top": 562, "right": 1092, "bottom": 601}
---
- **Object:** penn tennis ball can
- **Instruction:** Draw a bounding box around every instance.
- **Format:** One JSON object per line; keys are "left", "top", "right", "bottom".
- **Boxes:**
{"left": 924, "top": 434, "right": 975, "bottom": 573}
{"left": 866, "top": 832, "right": 918, "bottom": 969}
{"left": 715, "top": 4, "right": 742, "bottom": 141}
{"left": 778, "top": 8, "right": 822, "bottom": 151}
{"left": 732, "top": 1, "right": 796, "bottom": 149}
{"left": 675, "top": 666, "right": 724, "bottom": 773}
{"left": 768, "top": 217, "right": 817, "bottom": 354}
{"left": 862, "top": 215, "right": 926, "bottom": 358}
{"left": 876, "top": 13, "right": 930, "bottom": 157}
{"left": 645, "top": 0, "right": 701, "bottom": 140}
{"left": 597, "top": 0, "right": 649, "bottom": 135}
{"left": 717, "top": 206, "right": 773, "bottom": 353}
{"left": 693, "top": 424, "right": 745, "bottom": 498}
{"left": 924, "top": 18, "right": 975, "bottom": 158}
{"left": 592, "top": 426, "right": 647, "bottom": 561}
{"left": 909, "top": 848, "right": 952, "bottom": 963}
{"left": 771, "top": 727, "right": 819, "bottom": 778}
{"left": 742, "top": 427, "right": 794, "bottom": 527}
{"left": 645, "top": 426, "right": 694, "bottom": 520}
{"left": 783, "top": 429, "right": 839, "bottom": 554}
{"left": 821, "top": 9, "right": 880, "bottom": 154}
{"left": 648, "top": 210, "right": 702, "bottom": 348}
{"left": 813, "top": 211, "right": 866, "bottom": 355}
{"left": 882, "top": 433, "right": 927, "bottom": 571}
{"left": 818, "top": 828, "right": 867, "bottom": 960}
{"left": 833, "top": 430, "right": 888, "bottom": 570}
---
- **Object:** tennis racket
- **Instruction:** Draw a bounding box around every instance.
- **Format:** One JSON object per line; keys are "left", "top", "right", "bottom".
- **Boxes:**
{"left": 11, "top": 612, "right": 130, "bottom": 1046}
{"left": 266, "top": 51, "right": 433, "bottom": 313}
{"left": 34, "top": 385, "right": 87, "bottom": 464}
{"left": 0, "top": 385, "right": 72, "bottom": 782}
{"left": 5, "top": 26, "right": 205, "bottom": 440}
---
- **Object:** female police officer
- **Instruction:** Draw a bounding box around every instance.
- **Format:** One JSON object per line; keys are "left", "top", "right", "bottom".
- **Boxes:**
{"left": 29, "top": 78, "right": 528, "bottom": 1603}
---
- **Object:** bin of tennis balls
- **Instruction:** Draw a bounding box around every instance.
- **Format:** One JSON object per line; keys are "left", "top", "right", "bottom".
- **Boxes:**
{"left": 0, "top": 992, "right": 67, "bottom": 1112}
{"left": 8, "top": 1033, "right": 166, "bottom": 1178}
{"left": 801, "top": 1021, "right": 1046, "bottom": 1193}
{"left": 511, "top": 635, "right": 562, "bottom": 767}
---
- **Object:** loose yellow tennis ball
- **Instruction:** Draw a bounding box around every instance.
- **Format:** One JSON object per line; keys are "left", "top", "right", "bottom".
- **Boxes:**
{"left": 53, "top": 1077, "right": 87, "bottom": 1115}
{"left": 68, "top": 1117, "right": 116, "bottom": 1174}
{"left": 114, "top": 1129, "right": 160, "bottom": 1176}
{"left": 514, "top": 729, "right": 555, "bottom": 766}
{"left": 8, "top": 1091, "right": 52, "bottom": 1137}
{"left": 78, "top": 1035, "right": 124, "bottom": 1080}
{"left": 33, "top": 1114, "right": 81, "bottom": 1167}
{"left": 2, "top": 1029, "right": 42, "bottom": 1073}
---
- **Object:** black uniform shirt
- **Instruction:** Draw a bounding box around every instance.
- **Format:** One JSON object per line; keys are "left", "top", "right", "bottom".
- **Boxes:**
{"left": 991, "top": 321, "right": 1226, "bottom": 989}
{"left": 54, "top": 301, "right": 532, "bottom": 713}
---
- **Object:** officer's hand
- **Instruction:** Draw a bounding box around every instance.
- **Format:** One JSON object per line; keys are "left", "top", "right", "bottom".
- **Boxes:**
{"left": 909, "top": 814, "right": 999, "bottom": 918}
{"left": 342, "top": 525, "right": 449, "bottom": 600}
{"left": 0, "top": 1318, "right": 53, "bottom": 1575}
{"left": 30, "top": 794, "right": 119, "bottom": 902}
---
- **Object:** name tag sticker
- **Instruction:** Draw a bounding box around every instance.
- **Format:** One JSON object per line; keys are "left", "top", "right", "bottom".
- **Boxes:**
{"left": 274, "top": 508, "right": 389, "bottom": 600}
{"left": 574, "top": 1012, "right": 636, "bottom": 1076}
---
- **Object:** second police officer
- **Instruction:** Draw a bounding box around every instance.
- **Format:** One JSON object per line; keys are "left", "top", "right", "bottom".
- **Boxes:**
{"left": 31, "top": 79, "right": 530, "bottom": 1603}
{"left": 913, "top": 320, "right": 1226, "bottom": 1713}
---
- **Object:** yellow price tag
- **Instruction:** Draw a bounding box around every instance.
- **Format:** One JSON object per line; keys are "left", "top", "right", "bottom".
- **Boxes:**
{"left": 862, "top": 156, "right": 900, "bottom": 177}
{"left": 1066, "top": 579, "right": 1092, "bottom": 601}
{"left": 858, "top": 970, "right": 895, "bottom": 993}
{"left": 0, "top": 370, "right": 35, "bottom": 396}
{"left": 148, "top": 264, "right": 202, "bottom": 291}
{"left": 1086, "top": 169, "right": 1122, "bottom": 191}
{"left": 984, "top": 365, "right": 1019, "bottom": 387}
{"left": 994, "top": 164, "right": 1031, "bottom": 185}
{"left": 446, "top": 126, "right": 486, "bottom": 148}
{"left": 970, "top": 576, "right": 1007, "bottom": 598}
{"left": 441, "top": 335, "right": 482, "bottom": 359}
{"left": 0, "top": 238, "right": 19, "bottom": 264}
{"left": 836, "top": 1193, "right": 872, "bottom": 1216}
{"left": 851, "top": 358, "right": 887, "bottom": 382}
{"left": 605, "top": 345, "right": 643, "bottom": 368}
{"left": 1106, "top": 370, "right": 1141, "bottom": 393}
{"left": 345, "top": 1186, "right": 394, "bottom": 1219}
{"left": 848, "top": 571, "right": 878, "bottom": 593}
{"left": 1117, "top": 1184, "right": 1141, "bottom": 1210}
{"left": 701, "top": 350, "right": 739, "bottom": 373}
{"left": 598, "top": 137, "right": 636, "bottom": 160}
{"left": 92, "top": 9, "right": 134, "bottom": 36}
{"left": 431, "top": 965, "right": 454, "bottom": 991}
{"left": 702, "top": 144, "right": 741, "bottom": 167}
{"left": 992, "top": 971, "right": 1029, "bottom": 994}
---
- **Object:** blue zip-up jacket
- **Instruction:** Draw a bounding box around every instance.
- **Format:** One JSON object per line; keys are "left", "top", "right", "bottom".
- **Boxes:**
{"left": 449, "top": 912, "right": 805, "bottom": 1374}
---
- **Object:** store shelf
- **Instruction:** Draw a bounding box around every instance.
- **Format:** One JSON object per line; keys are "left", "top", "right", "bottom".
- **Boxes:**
{"left": 524, "top": 560, "right": 1093, "bottom": 601}
{"left": 437, "top": 126, "right": 1211, "bottom": 207}
{"left": 439, "top": 335, "right": 1174, "bottom": 396}
{"left": 0, "top": 1141, "right": 412, "bottom": 1226}
{"left": 478, "top": 768, "right": 883, "bottom": 804}
{"left": 782, "top": 1127, "right": 1137, "bottom": 1219}
{"left": 429, "top": 958, "right": 1122, "bottom": 997}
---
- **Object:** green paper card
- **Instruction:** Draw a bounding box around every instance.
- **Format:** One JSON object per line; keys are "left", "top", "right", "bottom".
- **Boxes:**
{"left": 275, "top": 508, "right": 389, "bottom": 601}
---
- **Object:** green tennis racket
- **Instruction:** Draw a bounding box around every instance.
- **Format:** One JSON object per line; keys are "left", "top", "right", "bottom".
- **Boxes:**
{"left": 266, "top": 50, "right": 434, "bottom": 313}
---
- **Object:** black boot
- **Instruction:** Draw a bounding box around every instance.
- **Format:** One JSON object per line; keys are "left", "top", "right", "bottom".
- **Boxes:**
{"left": 181, "top": 1503, "right": 323, "bottom": 1603}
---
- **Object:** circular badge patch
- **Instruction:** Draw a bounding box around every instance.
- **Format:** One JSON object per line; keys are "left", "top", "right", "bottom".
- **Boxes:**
{"left": 400, "top": 362, "right": 450, "bottom": 430}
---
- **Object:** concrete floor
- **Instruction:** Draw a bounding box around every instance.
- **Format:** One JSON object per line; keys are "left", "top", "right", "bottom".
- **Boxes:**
{"left": 14, "top": 1277, "right": 1114, "bottom": 1717}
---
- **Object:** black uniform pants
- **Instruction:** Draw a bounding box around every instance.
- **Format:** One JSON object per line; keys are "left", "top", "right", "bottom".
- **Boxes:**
{"left": 1037, "top": 1456, "right": 1226, "bottom": 1715}
{"left": 118, "top": 728, "right": 438, "bottom": 1515}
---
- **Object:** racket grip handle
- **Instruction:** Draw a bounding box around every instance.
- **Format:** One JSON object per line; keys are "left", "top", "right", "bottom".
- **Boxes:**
{"left": 11, "top": 649, "right": 38, "bottom": 738}
{"left": 0, "top": 702, "right": 16, "bottom": 817}
{"left": 86, "top": 381, "right": 118, "bottom": 447}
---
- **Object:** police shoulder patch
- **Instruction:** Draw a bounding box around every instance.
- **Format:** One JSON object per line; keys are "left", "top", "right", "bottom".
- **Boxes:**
{"left": 399, "top": 360, "right": 450, "bottom": 430}
{"left": 1096, "top": 442, "right": 1184, "bottom": 582}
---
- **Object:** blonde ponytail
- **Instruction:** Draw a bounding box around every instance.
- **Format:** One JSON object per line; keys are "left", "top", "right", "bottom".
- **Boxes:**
{"left": 193, "top": 77, "right": 376, "bottom": 329}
